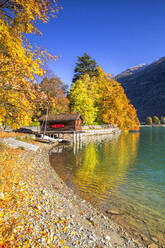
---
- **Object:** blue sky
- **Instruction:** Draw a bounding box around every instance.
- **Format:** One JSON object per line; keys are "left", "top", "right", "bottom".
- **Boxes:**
{"left": 30, "top": 0, "right": 165, "bottom": 87}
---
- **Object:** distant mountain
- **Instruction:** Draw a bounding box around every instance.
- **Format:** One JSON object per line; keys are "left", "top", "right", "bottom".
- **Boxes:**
{"left": 116, "top": 57, "right": 165, "bottom": 122}
{"left": 116, "top": 64, "right": 147, "bottom": 80}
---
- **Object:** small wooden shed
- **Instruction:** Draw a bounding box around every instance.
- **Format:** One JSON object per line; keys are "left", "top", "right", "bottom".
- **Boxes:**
{"left": 39, "top": 113, "right": 83, "bottom": 132}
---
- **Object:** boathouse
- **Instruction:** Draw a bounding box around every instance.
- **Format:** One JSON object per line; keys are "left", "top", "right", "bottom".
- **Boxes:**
{"left": 39, "top": 113, "right": 83, "bottom": 132}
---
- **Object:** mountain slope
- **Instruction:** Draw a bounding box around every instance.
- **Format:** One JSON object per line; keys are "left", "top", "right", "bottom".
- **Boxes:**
{"left": 116, "top": 64, "right": 147, "bottom": 80}
{"left": 116, "top": 57, "right": 165, "bottom": 122}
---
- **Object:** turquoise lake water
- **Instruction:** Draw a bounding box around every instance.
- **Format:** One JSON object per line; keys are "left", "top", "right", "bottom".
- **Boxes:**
{"left": 50, "top": 127, "right": 165, "bottom": 246}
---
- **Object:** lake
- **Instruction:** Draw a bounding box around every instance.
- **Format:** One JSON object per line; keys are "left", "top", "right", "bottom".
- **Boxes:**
{"left": 50, "top": 127, "right": 165, "bottom": 246}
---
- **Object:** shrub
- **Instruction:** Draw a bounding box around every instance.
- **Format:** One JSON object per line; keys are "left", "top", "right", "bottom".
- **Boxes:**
{"left": 29, "top": 122, "right": 40, "bottom": 127}
{"left": 153, "top": 116, "right": 160, "bottom": 124}
{"left": 16, "top": 135, "right": 34, "bottom": 143}
{"left": 160, "top": 116, "right": 165, "bottom": 124}
{"left": 146, "top": 117, "right": 152, "bottom": 125}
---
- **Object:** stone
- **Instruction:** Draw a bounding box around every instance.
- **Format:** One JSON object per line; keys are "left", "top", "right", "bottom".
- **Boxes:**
{"left": 148, "top": 243, "right": 158, "bottom": 248}
{"left": 95, "top": 244, "right": 103, "bottom": 248}
{"left": 105, "top": 235, "right": 111, "bottom": 241}
{"left": 86, "top": 217, "right": 95, "bottom": 226}
{"left": 4, "top": 138, "right": 39, "bottom": 151}
{"left": 105, "top": 210, "right": 120, "bottom": 215}
{"left": 151, "top": 237, "right": 158, "bottom": 243}
{"left": 141, "top": 234, "right": 148, "bottom": 242}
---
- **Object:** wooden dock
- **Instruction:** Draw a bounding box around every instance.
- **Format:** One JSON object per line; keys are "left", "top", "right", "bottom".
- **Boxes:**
{"left": 39, "top": 127, "right": 120, "bottom": 144}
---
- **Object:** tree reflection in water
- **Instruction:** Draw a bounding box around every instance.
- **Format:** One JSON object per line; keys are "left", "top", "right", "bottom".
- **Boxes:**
{"left": 50, "top": 132, "right": 140, "bottom": 205}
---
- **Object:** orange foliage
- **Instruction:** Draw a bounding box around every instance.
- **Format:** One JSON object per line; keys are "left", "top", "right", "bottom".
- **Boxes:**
{"left": 96, "top": 68, "right": 140, "bottom": 130}
{"left": 38, "top": 77, "right": 70, "bottom": 116}
{"left": 0, "top": 145, "right": 33, "bottom": 246}
{"left": 0, "top": 132, "right": 24, "bottom": 138}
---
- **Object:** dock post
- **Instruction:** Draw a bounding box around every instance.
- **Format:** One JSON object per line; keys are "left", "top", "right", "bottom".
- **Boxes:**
{"left": 73, "top": 132, "right": 76, "bottom": 144}
{"left": 76, "top": 132, "right": 78, "bottom": 143}
{"left": 76, "top": 133, "right": 79, "bottom": 153}
{"left": 79, "top": 133, "right": 82, "bottom": 149}
{"left": 73, "top": 132, "right": 76, "bottom": 154}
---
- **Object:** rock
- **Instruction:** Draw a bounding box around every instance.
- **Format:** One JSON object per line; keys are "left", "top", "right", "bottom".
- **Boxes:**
{"left": 106, "top": 209, "right": 120, "bottom": 215}
{"left": 105, "top": 235, "right": 111, "bottom": 241}
{"left": 4, "top": 138, "right": 39, "bottom": 151}
{"left": 151, "top": 237, "right": 158, "bottom": 243}
{"left": 141, "top": 234, "right": 148, "bottom": 242}
{"left": 95, "top": 244, "right": 103, "bottom": 248}
{"left": 86, "top": 217, "right": 95, "bottom": 226}
{"left": 148, "top": 243, "right": 158, "bottom": 248}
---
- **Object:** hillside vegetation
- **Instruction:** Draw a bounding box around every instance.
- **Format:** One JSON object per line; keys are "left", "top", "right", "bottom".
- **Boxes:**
{"left": 116, "top": 57, "right": 165, "bottom": 122}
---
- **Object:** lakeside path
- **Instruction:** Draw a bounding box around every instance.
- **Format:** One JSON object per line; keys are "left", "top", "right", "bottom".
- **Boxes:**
{"left": 0, "top": 142, "right": 144, "bottom": 248}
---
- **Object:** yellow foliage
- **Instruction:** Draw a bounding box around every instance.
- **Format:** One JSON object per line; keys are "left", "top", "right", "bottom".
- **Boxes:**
{"left": 0, "top": 132, "right": 24, "bottom": 138}
{"left": 0, "top": 87, "right": 36, "bottom": 128}
{"left": 68, "top": 67, "right": 139, "bottom": 130}
{"left": 0, "top": 0, "right": 60, "bottom": 128}
{"left": 0, "top": 145, "right": 31, "bottom": 246}
{"left": 95, "top": 67, "right": 140, "bottom": 130}
{"left": 68, "top": 74, "right": 99, "bottom": 125}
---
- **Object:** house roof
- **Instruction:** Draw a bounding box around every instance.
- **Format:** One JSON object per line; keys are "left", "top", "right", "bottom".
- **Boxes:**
{"left": 39, "top": 113, "right": 83, "bottom": 122}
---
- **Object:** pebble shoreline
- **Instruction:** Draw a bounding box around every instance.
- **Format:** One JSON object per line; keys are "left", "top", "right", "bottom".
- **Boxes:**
{"left": 2, "top": 143, "right": 144, "bottom": 247}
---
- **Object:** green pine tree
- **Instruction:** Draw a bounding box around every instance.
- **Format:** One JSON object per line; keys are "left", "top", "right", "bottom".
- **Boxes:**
{"left": 72, "top": 53, "right": 98, "bottom": 82}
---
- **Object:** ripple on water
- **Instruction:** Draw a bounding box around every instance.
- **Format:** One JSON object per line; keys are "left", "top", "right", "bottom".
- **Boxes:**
{"left": 50, "top": 127, "right": 165, "bottom": 247}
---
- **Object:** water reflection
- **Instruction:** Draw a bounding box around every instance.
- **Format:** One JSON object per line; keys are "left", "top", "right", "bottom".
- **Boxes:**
{"left": 73, "top": 132, "right": 140, "bottom": 203}
{"left": 50, "top": 132, "right": 140, "bottom": 204}
{"left": 50, "top": 129, "right": 165, "bottom": 246}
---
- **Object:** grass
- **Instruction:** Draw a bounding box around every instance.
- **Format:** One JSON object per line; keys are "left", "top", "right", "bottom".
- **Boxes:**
{"left": 15, "top": 135, "right": 36, "bottom": 144}
{"left": 29, "top": 121, "right": 40, "bottom": 127}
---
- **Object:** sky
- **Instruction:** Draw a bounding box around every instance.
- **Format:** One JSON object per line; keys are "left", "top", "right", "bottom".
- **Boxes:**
{"left": 30, "top": 0, "right": 165, "bottom": 87}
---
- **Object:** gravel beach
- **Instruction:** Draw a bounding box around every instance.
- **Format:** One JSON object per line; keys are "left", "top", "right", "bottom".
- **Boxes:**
{"left": 1, "top": 142, "right": 144, "bottom": 248}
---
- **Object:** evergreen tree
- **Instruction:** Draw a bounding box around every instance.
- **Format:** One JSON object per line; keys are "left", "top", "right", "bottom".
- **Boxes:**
{"left": 72, "top": 53, "right": 98, "bottom": 82}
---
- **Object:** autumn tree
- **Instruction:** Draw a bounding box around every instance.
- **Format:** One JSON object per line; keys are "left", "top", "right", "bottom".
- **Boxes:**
{"left": 39, "top": 76, "right": 69, "bottom": 115}
{"left": 153, "top": 116, "right": 160, "bottom": 124}
{"left": 40, "top": 76, "right": 68, "bottom": 96}
{"left": 0, "top": 86, "right": 36, "bottom": 129}
{"left": 94, "top": 68, "right": 140, "bottom": 130}
{"left": 0, "top": 0, "right": 60, "bottom": 128}
{"left": 68, "top": 74, "right": 98, "bottom": 125}
{"left": 68, "top": 67, "right": 140, "bottom": 130}
{"left": 72, "top": 53, "right": 98, "bottom": 83}
{"left": 160, "top": 116, "right": 165, "bottom": 124}
{"left": 146, "top": 117, "right": 152, "bottom": 125}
